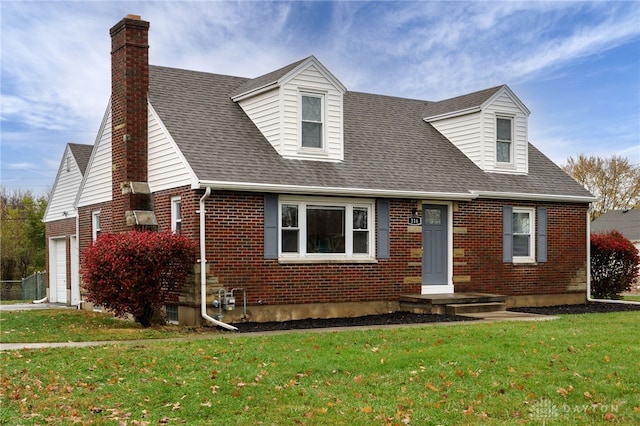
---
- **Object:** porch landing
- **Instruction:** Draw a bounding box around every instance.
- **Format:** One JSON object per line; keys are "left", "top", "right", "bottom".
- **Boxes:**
{"left": 399, "top": 293, "right": 507, "bottom": 315}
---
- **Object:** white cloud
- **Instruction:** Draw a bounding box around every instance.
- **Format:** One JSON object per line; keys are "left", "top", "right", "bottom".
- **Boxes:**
{"left": 1, "top": 1, "right": 638, "bottom": 193}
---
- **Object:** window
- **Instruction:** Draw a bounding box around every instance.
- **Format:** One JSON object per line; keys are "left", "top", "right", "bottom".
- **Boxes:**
{"left": 503, "top": 206, "right": 547, "bottom": 264}
{"left": 301, "top": 94, "right": 323, "bottom": 149}
{"left": 279, "top": 197, "right": 374, "bottom": 259}
{"left": 171, "top": 196, "right": 182, "bottom": 234}
{"left": 165, "top": 304, "right": 178, "bottom": 323}
{"left": 512, "top": 208, "right": 534, "bottom": 260}
{"left": 496, "top": 117, "right": 512, "bottom": 163}
{"left": 92, "top": 211, "right": 101, "bottom": 241}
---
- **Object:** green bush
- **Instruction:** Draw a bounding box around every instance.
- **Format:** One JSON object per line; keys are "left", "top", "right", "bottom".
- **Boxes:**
{"left": 82, "top": 230, "right": 196, "bottom": 326}
{"left": 590, "top": 231, "right": 639, "bottom": 299}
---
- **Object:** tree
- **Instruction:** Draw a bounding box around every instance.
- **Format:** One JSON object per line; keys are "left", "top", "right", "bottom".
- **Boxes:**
{"left": 81, "top": 230, "right": 196, "bottom": 326}
{"left": 562, "top": 155, "right": 640, "bottom": 220}
{"left": 590, "top": 231, "right": 639, "bottom": 299}
{"left": 0, "top": 187, "right": 47, "bottom": 280}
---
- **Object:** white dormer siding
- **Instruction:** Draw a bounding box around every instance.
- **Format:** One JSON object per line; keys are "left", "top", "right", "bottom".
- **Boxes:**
{"left": 76, "top": 107, "right": 113, "bottom": 208}
{"left": 483, "top": 91, "right": 528, "bottom": 174}
{"left": 236, "top": 89, "right": 283, "bottom": 152}
{"left": 234, "top": 57, "right": 346, "bottom": 162}
{"left": 426, "top": 86, "right": 530, "bottom": 175}
{"left": 148, "top": 104, "right": 194, "bottom": 192}
{"left": 44, "top": 146, "right": 84, "bottom": 222}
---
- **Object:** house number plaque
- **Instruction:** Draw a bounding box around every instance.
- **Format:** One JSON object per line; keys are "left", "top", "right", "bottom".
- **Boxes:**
{"left": 407, "top": 216, "right": 422, "bottom": 226}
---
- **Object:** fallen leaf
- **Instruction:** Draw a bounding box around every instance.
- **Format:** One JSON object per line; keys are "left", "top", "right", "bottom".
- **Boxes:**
{"left": 603, "top": 412, "right": 616, "bottom": 422}
{"left": 361, "top": 406, "right": 373, "bottom": 413}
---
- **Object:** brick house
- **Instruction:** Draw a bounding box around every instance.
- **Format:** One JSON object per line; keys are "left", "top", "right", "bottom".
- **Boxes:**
{"left": 47, "top": 15, "right": 595, "bottom": 326}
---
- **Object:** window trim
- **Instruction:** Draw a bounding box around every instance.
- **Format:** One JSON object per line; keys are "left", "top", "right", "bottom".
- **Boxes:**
{"left": 171, "top": 196, "right": 182, "bottom": 234}
{"left": 91, "top": 210, "right": 101, "bottom": 241}
{"left": 299, "top": 92, "right": 325, "bottom": 152}
{"left": 496, "top": 115, "right": 514, "bottom": 164}
{"left": 278, "top": 196, "right": 375, "bottom": 261}
{"left": 512, "top": 207, "right": 535, "bottom": 263}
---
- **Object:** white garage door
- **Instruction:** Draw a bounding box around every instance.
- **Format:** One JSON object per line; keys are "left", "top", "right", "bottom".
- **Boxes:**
{"left": 52, "top": 239, "right": 67, "bottom": 304}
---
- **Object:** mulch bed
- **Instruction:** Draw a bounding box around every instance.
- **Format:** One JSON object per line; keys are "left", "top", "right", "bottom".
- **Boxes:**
{"left": 231, "top": 302, "right": 640, "bottom": 333}
{"left": 233, "top": 312, "right": 475, "bottom": 333}
{"left": 510, "top": 301, "right": 640, "bottom": 315}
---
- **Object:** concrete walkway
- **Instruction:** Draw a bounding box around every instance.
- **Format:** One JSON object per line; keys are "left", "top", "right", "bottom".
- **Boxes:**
{"left": 0, "top": 302, "right": 71, "bottom": 311}
{"left": 0, "top": 304, "right": 556, "bottom": 351}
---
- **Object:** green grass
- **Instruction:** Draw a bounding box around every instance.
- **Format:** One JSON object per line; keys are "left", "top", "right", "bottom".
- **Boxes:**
{"left": 0, "top": 309, "right": 195, "bottom": 343}
{"left": 0, "top": 300, "right": 31, "bottom": 305}
{"left": 623, "top": 295, "right": 640, "bottom": 302}
{"left": 1, "top": 311, "right": 639, "bottom": 425}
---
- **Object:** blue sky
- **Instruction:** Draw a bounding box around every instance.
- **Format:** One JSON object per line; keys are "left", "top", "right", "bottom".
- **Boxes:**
{"left": 1, "top": 1, "right": 639, "bottom": 196}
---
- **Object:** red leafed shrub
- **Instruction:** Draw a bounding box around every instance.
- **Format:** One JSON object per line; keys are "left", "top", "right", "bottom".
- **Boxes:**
{"left": 590, "top": 231, "right": 639, "bottom": 299}
{"left": 82, "top": 231, "right": 196, "bottom": 326}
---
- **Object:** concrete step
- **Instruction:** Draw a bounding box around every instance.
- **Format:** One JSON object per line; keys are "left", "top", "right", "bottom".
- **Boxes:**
{"left": 445, "top": 302, "right": 506, "bottom": 315}
{"left": 399, "top": 293, "right": 506, "bottom": 306}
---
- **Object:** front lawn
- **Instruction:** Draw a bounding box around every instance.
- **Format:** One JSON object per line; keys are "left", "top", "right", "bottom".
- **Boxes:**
{"left": 1, "top": 311, "right": 638, "bottom": 425}
{"left": 0, "top": 309, "right": 195, "bottom": 343}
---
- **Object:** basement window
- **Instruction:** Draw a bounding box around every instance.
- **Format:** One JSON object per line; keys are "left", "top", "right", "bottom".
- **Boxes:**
{"left": 165, "top": 304, "right": 178, "bottom": 324}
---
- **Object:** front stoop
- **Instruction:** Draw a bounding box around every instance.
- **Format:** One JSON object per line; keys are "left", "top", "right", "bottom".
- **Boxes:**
{"left": 445, "top": 302, "right": 506, "bottom": 315}
{"left": 399, "top": 293, "right": 507, "bottom": 315}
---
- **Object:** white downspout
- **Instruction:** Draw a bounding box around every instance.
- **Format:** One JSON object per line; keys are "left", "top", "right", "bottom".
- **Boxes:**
{"left": 199, "top": 187, "right": 238, "bottom": 331}
{"left": 586, "top": 207, "right": 639, "bottom": 305}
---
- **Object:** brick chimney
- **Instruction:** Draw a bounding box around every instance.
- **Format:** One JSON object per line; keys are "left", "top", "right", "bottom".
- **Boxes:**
{"left": 110, "top": 14, "right": 156, "bottom": 231}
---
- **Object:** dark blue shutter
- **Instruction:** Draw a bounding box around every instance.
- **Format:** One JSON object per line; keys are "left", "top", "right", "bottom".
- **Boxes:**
{"left": 264, "top": 194, "right": 278, "bottom": 259}
{"left": 537, "top": 207, "right": 547, "bottom": 263}
{"left": 377, "top": 199, "right": 390, "bottom": 259}
{"left": 503, "top": 205, "right": 513, "bottom": 263}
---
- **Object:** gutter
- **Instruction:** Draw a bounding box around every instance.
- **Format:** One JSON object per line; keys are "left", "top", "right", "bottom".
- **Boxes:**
{"left": 469, "top": 190, "right": 597, "bottom": 203}
{"left": 196, "top": 180, "right": 478, "bottom": 201}
{"left": 585, "top": 207, "right": 640, "bottom": 306}
{"left": 198, "top": 187, "right": 238, "bottom": 331}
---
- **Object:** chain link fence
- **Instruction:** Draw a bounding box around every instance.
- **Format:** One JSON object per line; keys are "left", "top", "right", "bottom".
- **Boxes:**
{"left": 0, "top": 271, "right": 47, "bottom": 301}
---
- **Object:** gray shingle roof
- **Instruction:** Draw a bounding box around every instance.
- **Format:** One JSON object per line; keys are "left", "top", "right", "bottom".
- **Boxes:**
{"left": 68, "top": 143, "right": 93, "bottom": 175}
{"left": 591, "top": 209, "right": 640, "bottom": 241}
{"left": 229, "top": 56, "right": 310, "bottom": 99}
{"left": 422, "top": 85, "right": 504, "bottom": 119}
{"left": 148, "top": 64, "right": 593, "bottom": 201}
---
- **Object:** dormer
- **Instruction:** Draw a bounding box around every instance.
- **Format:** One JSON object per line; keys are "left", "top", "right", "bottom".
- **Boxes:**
{"left": 231, "top": 56, "right": 347, "bottom": 162}
{"left": 424, "top": 85, "right": 531, "bottom": 175}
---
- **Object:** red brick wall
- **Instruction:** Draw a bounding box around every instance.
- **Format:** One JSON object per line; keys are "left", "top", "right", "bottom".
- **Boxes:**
{"left": 204, "top": 192, "right": 419, "bottom": 305}
{"left": 200, "top": 192, "right": 588, "bottom": 305}
{"left": 453, "top": 199, "right": 588, "bottom": 295}
{"left": 75, "top": 190, "right": 589, "bottom": 307}
{"left": 77, "top": 202, "right": 112, "bottom": 272}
